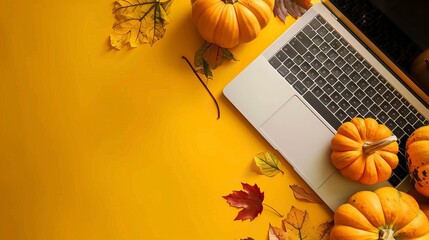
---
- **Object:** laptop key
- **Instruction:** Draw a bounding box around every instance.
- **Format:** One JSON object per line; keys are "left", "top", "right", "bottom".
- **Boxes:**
{"left": 317, "top": 27, "right": 329, "bottom": 37}
{"left": 290, "top": 38, "right": 307, "bottom": 55}
{"left": 303, "top": 52, "right": 314, "bottom": 62}
{"left": 331, "top": 92, "right": 342, "bottom": 102}
{"left": 335, "top": 109, "right": 347, "bottom": 121}
{"left": 311, "top": 59, "right": 322, "bottom": 69}
{"left": 330, "top": 39, "right": 342, "bottom": 49}
{"left": 320, "top": 42, "right": 330, "bottom": 52}
{"left": 285, "top": 73, "right": 297, "bottom": 84}
{"left": 378, "top": 112, "right": 389, "bottom": 123}
{"left": 316, "top": 52, "right": 328, "bottom": 62}
{"left": 368, "top": 93, "right": 383, "bottom": 104}
{"left": 320, "top": 93, "right": 332, "bottom": 105}
{"left": 277, "top": 65, "right": 288, "bottom": 77}
{"left": 324, "top": 59, "right": 335, "bottom": 70}
{"left": 296, "top": 32, "right": 312, "bottom": 47}
{"left": 300, "top": 62, "right": 311, "bottom": 72}
{"left": 275, "top": 50, "right": 287, "bottom": 62}
{"left": 352, "top": 61, "right": 364, "bottom": 72}
{"left": 338, "top": 99, "right": 350, "bottom": 109}
{"left": 349, "top": 97, "right": 360, "bottom": 108}
{"left": 322, "top": 84, "right": 335, "bottom": 95}
{"left": 294, "top": 55, "right": 305, "bottom": 65}
{"left": 303, "top": 77, "right": 314, "bottom": 88}
{"left": 338, "top": 46, "right": 349, "bottom": 57}
{"left": 284, "top": 58, "right": 295, "bottom": 68}
{"left": 309, "top": 18, "right": 321, "bottom": 29}
{"left": 316, "top": 15, "right": 326, "bottom": 24}
{"left": 312, "top": 86, "right": 323, "bottom": 97}
{"left": 303, "top": 25, "right": 316, "bottom": 38}
{"left": 303, "top": 91, "right": 342, "bottom": 130}
{"left": 291, "top": 65, "right": 300, "bottom": 74}
{"left": 357, "top": 105, "right": 369, "bottom": 116}
{"left": 328, "top": 102, "right": 340, "bottom": 112}
{"left": 313, "top": 35, "right": 324, "bottom": 46}
{"left": 282, "top": 44, "right": 298, "bottom": 58}
{"left": 309, "top": 44, "right": 320, "bottom": 55}
{"left": 346, "top": 107, "right": 358, "bottom": 118}
{"left": 342, "top": 89, "right": 353, "bottom": 100}
{"left": 293, "top": 81, "right": 307, "bottom": 95}
{"left": 269, "top": 57, "right": 281, "bottom": 69}
{"left": 324, "top": 33, "right": 335, "bottom": 43}
{"left": 334, "top": 57, "right": 346, "bottom": 67}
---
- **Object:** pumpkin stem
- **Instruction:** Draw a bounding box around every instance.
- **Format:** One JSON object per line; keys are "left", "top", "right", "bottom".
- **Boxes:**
{"left": 378, "top": 228, "right": 395, "bottom": 240}
{"left": 362, "top": 135, "right": 398, "bottom": 155}
{"left": 223, "top": 0, "right": 237, "bottom": 3}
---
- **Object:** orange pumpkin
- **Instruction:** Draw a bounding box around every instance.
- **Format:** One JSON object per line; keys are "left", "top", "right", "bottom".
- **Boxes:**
{"left": 191, "top": 0, "right": 274, "bottom": 48}
{"left": 406, "top": 125, "right": 429, "bottom": 197}
{"left": 331, "top": 187, "right": 429, "bottom": 240}
{"left": 330, "top": 117, "right": 399, "bottom": 185}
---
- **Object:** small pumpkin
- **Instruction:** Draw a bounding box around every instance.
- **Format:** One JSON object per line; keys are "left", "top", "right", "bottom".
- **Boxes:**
{"left": 411, "top": 49, "right": 429, "bottom": 92}
{"left": 406, "top": 125, "right": 429, "bottom": 197}
{"left": 331, "top": 117, "right": 399, "bottom": 185}
{"left": 330, "top": 186, "right": 429, "bottom": 240}
{"left": 191, "top": 0, "right": 274, "bottom": 49}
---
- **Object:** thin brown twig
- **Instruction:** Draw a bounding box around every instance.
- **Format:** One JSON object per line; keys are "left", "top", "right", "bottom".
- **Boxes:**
{"left": 182, "top": 56, "right": 220, "bottom": 120}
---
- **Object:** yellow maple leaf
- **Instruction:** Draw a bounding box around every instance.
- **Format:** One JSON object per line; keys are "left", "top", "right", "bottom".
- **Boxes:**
{"left": 110, "top": 0, "right": 173, "bottom": 49}
{"left": 282, "top": 206, "right": 318, "bottom": 240}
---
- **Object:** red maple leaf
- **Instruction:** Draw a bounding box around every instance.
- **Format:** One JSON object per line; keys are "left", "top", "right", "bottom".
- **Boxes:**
{"left": 223, "top": 183, "right": 265, "bottom": 221}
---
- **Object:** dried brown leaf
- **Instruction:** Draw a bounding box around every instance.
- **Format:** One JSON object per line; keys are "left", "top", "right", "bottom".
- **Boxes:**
{"left": 289, "top": 184, "right": 322, "bottom": 204}
{"left": 273, "top": 0, "right": 312, "bottom": 22}
{"left": 317, "top": 220, "right": 334, "bottom": 240}
{"left": 194, "top": 41, "right": 237, "bottom": 79}
{"left": 268, "top": 224, "right": 289, "bottom": 240}
{"left": 110, "top": 0, "right": 173, "bottom": 49}
{"left": 283, "top": 206, "right": 318, "bottom": 240}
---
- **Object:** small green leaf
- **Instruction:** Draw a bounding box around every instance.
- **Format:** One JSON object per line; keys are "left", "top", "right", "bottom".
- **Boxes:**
{"left": 254, "top": 152, "right": 284, "bottom": 177}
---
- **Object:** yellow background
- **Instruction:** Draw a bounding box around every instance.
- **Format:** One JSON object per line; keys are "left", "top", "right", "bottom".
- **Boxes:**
{"left": 0, "top": 0, "right": 333, "bottom": 239}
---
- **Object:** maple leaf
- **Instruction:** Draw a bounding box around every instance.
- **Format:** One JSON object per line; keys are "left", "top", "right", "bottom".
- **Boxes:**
{"left": 194, "top": 41, "right": 237, "bottom": 80}
{"left": 282, "top": 206, "right": 318, "bottom": 240}
{"left": 274, "top": 0, "right": 312, "bottom": 22}
{"left": 223, "top": 183, "right": 283, "bottom": 221}
{"left": 254, "top": 152, "right": 284, "bottom": 177}
{"left": 223, "top": 183, "right": 265, "bottom": 221}
{"left": 289, "top": 185, "right": 322, "bottom": 204}
{"left": 110, "top": 0, "right": 174, "bottom": 49}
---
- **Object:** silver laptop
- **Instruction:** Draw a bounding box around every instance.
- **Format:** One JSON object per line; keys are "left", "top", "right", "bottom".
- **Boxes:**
{"left": 223, "top": 0, "right": 429, "bottom": 210}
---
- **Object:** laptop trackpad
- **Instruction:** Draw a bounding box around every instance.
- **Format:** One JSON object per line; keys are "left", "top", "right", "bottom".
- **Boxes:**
{"left": 260, "top": 96, "right": 336, "bottom": 189}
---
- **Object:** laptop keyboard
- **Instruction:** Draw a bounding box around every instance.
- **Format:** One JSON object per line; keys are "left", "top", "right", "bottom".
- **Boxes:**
{"left": 268, "top": 14, "right": 429, "bottom": 187}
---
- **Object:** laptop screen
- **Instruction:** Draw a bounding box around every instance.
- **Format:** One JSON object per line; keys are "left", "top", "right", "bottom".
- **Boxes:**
{"left": 328, "top": 0, "right": 429, "bottom": 95}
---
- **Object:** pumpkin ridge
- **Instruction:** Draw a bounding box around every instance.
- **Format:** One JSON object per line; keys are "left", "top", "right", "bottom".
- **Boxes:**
{"left": 214, "top": 4, "right": 240, "bottom": 48}
{"left": 233, "top": 3, "right": 260, "bottom": 43}
{"left": 237, "top": 0, "right": 272, "bottom": 28}
{"left": 196, "top": 2, "right": 224, "bottom": 44}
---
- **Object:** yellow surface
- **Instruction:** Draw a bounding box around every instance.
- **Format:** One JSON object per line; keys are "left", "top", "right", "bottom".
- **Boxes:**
{"left": 0, "top": 0, "right": 332, "bottom": 239}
